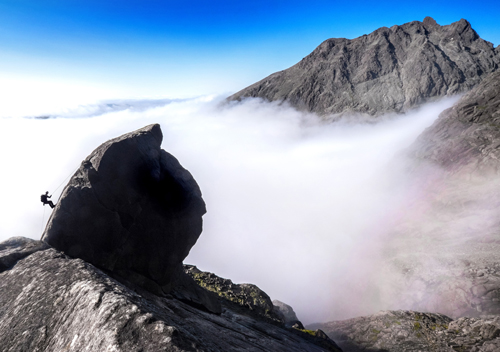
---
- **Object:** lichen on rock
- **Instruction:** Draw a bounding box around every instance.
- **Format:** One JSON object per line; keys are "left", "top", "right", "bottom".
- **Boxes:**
{"left": 184, "top": 264, "right": 284, "bottom": 322}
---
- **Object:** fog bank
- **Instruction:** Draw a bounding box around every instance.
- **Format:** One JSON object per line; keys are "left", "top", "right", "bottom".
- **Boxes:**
{"left": 0, "top": 95, "right": 459, "bottom": 323}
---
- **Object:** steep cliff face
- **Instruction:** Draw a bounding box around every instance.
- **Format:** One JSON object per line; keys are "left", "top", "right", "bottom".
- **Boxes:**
{"left": 229, "top": 17, "right": 499, "bottom": 117}
{"left": 407, "top": 70, "right": 500, "bottom": 173}
{"left": 0, "top": 238, "right": 341, "bottom": 352}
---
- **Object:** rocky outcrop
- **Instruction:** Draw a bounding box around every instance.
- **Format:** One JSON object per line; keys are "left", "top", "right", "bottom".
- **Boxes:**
{"left": 273, "top": 299, "right": 303, "bottom": 328}
{"left": 182, "top": 266, "right": 341, "bottom": 350}
{"left": 184, "top": 264, "right": 285, "bottom": 323}
{"left": 229, "top": 17, "right": 499, "bottom": 117}
{"left": 0, "top": 236, "right": 49, "bottom": 271}
{"left": 407, "top": 69, "right": 500, "bottom": 173}
{"left": 0, "top": 238, "right": 342, "bottom": 352}
{"left": 41, "top": 124, "right": 206, "bottom": 294}
{"left": 310, "top": 310, "right": 500, "bottom": 352}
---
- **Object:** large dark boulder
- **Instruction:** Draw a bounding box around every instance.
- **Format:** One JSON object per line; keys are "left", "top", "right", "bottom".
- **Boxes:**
{"left": 41, "top": 124, "right": 206, "bottom": 294}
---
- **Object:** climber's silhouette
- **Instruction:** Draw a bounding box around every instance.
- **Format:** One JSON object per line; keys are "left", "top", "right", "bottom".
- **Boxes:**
{"left": 41, "top": 191, "right": 55, "bottom": 209}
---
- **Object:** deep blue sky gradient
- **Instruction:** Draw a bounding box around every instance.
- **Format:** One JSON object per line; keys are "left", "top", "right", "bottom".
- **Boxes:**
{"left": 1, "top": 0, "right": 499, "bottom": 98}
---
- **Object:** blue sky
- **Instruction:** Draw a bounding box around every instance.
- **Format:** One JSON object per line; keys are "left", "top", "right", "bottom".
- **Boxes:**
{"left": 1, "top": 0, "right": 499, "bottom": 99}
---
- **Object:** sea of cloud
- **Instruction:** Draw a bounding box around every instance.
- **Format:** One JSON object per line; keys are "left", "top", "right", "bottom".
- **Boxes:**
{"left": 0, "top": 94, "right": 459, "bottom": 324}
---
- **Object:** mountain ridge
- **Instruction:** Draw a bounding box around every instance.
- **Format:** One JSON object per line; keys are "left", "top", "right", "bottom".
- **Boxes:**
{"left": 228, "top": 17, "right": 499, "bottom": 117}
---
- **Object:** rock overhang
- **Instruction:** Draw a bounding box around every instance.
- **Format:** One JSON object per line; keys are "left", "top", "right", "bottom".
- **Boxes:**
{"left": 42, "top": 123, "right": 206, "bottom": 294}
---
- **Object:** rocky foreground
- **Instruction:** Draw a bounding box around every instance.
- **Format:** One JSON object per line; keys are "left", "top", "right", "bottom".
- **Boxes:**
{"left": 309, "top": 310, "right": 500, "bottom": 352}
{"left": 0, "top": 125, "right": 340, "bottom": 351}
{"left": 0, "top": 237, "right": 340, "bottom": 352}
{"left": 229, "top": 17, "right": 499, "bottom": 117}
{"left": 6, "top": 235, "right": 500, "bottom": 352}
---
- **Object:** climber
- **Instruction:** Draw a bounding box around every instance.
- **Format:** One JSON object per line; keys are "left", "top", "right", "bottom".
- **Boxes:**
{"left": 40, "top": 191, "right": 55, "bottom": 209}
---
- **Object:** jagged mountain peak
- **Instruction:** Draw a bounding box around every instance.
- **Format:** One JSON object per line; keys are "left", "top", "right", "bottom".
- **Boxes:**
{"left": 229, "top": 17, "right": 499, "bottom": 117}
{"left": 422, "top": 16, "right": 439, "bottom": 28}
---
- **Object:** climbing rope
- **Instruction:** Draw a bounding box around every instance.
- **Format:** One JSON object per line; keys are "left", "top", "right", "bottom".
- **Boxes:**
{"left": 40, "top": 205, "right": 46, "bottom": 234}
{"left": 50, "top": 165, "right": 79, "bottom": 194}
{"left": 40, "top": 165, "right": 80, "bottom": 238}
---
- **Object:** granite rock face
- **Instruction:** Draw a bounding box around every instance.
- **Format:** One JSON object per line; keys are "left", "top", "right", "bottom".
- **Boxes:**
{"left": 41, "top": 124, "right": 206, "bottom": 294}
{"left": 0, "top": 238, "right": 341, "bottom": 352}
{"left": 229, "top": 17, "right": 499, "bottom": 117}
{"left": 309, "top": 310, "right": 500, "bottom": 352}
{"left": 407, "top": 69, "right": 500, "bottom": 173}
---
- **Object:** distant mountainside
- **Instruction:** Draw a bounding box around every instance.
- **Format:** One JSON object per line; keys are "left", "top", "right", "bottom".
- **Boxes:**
{"left": 369, "top": 69, "right": 500, "bottom": 321}
{"left": 307, "top": 69, "right": 500, "bottom": 352}
{"left": 407, "top": 69, "right": 500, "bottom": 173}
{"left": 229, "top": 17, "right": 499, "bottom": 117}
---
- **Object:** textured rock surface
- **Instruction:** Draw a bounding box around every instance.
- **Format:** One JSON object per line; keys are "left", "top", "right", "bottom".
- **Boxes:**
{"left": 0, "top": 236, "right": 49, "bottom": 271}
{"left": 229, "top": 17, "right": 499, "bottom": 117}
{"left": 407, "top": 69, "right": 500, "bottom": 173}
{"left": 183, "top": 265, "right": 341, "bottom": 350}
{"left": 42, "top": 124, "right": 206, "bottom": 294}
{"left": 310, "top": 310, "right": 500, "bottom": 352}
{"left": 371, "top": 70, "right": 500, "bottom": 319}
{"left": 0, "top": 238, "right": 341, "bottom": 352}
{"left": 184, "top": 264, "right": 284, "bottom": 322}
{"left": 273, "top": 299, "right": 302, "bottom": 327}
